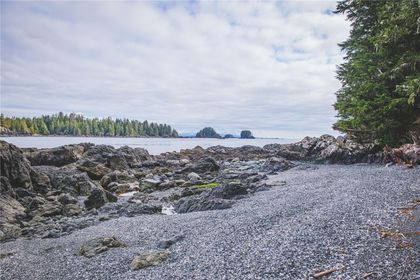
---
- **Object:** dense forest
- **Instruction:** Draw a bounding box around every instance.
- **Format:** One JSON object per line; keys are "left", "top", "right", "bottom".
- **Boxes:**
{"left": 333, "top": 0, "right": 420, "bottom": 146}
{"left": 0, "top": 112, "right": 179, "bottom": 137}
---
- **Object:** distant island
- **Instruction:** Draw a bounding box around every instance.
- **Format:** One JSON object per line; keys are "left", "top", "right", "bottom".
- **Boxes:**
{"left": 0, "top": 113, "right": 179, "bottom": 138}
{"left": 194, "top": 127, "right": 255, "bottom": 139}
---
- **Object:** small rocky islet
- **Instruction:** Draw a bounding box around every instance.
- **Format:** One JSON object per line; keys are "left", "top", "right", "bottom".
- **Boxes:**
{"left": 0, "top": 135, "right": 419, "bottom": 279}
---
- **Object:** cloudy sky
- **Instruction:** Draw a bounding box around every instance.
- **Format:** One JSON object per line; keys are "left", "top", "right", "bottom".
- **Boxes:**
{"left": 1, "top": 1, "right": 349, "bottom": 138}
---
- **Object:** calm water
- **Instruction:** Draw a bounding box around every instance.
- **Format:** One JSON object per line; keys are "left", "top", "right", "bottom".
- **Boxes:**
{"left": 0, "top": 136, "right": 295, "bottom": 155}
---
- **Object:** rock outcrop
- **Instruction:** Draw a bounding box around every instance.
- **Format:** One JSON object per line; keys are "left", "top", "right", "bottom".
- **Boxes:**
{"left": 264, "top": 135, "right": 382, "bottom": 164}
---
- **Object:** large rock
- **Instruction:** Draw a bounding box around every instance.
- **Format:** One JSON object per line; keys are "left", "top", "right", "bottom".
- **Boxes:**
{"left": 175, "top": 195, "right": 233, "bottom": 213}
{"left": 0, "top": 195, "right": 26, "bottom": 241}
{"left": 0, "top": 141, "right": 33, "bottom": 190}
{"left": 264, "top": 135, "right": 382, "bottom": 164}
{"left": 100, "top": 170, "right": 137, "bottom": 189}
{"left": 33, "top": 166, "right": 97, "bottom": 196}
{"left": 76, "top": 159, "right": 111, "bottom": 180}
{"left": 209, "top": 182, "right": 248, "bottom": 199}
{"left": 79, "top": 236, "right": 126, "bottom": 258}
{"left": 22, "top": 144, "right": 90, "bottom": 167}
{"left": 260, "top": 157, "right": 295, "bottom": 173}
{"left": 130, "top": 250, "right": 169, "bottom": 270}
{"left": 82, "top": 144, "right": 150, "bottom": 170}
{"left": 183, "top": 157, "right": 220, "bottom": 173}
{"left": 84, "top": 187, "right": 117, "bottom": 210}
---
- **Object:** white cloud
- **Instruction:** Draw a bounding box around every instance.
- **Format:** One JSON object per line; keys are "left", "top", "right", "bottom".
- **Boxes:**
{"left": 0, "top": 0, "right": 349, "bottom": 138}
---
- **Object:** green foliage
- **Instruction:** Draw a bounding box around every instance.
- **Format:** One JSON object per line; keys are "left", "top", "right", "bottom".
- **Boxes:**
{"left": 334, "top": 0, "right": 420, "bottom": 147}
{"left": 192, "top": 183, "right": 220, "bottom": 189}
{"left": 240, "top": 130, "right": 254, "bottom": 139}
{"left": 0, "top": 112, "right": 178, "bottom": 137}
{"left": 196, "top": 127, "right": 221, "bottom": 138}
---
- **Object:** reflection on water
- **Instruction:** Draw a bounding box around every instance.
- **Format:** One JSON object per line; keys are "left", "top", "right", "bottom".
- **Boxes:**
{"left": 0, "top": 136, "right": 296, "bottom": 155}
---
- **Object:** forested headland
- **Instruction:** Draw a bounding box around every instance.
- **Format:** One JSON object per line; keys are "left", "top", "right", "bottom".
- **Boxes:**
{"left": 0, "top": 112, "right": 179, "bottom": 137}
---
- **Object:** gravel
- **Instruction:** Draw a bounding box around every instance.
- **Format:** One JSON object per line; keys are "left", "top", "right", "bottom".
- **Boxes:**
{"left": 1, "top": 163, "right": 419, "bottom": 279}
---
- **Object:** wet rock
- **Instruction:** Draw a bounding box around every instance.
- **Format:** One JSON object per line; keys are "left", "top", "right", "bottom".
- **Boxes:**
{"left": 130, "top": 250, "right": 169, "bottom": 270}
{"left": 79, "top": 236, "right": 126, "bottom": 258}
{"left": 23, "top": 144, "right": 89, "bottom": 167}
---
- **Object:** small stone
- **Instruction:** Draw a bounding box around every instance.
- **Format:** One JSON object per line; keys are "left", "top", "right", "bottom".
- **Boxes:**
{"left": 130, "top": 250, "right": 169, "bottom": 270}
{"left": 79, "top": 236, "right": 126, "bottom": 258}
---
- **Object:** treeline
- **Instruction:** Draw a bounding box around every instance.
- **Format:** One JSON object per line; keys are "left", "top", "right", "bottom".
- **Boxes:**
{"left": 0, "top": 112, "right": 179, "bottom": 137}
{"left": 333, "top": 0, "right": 420, "bottom": 146}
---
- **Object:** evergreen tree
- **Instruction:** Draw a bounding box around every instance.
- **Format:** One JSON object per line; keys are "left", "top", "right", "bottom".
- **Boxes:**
{"left": 334, "top": 0, "right": 420, "bottom": 146}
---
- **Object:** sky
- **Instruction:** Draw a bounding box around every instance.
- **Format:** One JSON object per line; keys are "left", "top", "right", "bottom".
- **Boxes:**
{"left": 0, "top": 0, "right": 350, "bottom": 138}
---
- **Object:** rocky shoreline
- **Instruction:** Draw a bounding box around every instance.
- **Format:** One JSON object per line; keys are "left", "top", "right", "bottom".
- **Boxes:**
{"left": 0, "top": 135, "right": 419, "bottom": 278}
{"left": 1, "top": 134, "right": 388, "bottom": 242}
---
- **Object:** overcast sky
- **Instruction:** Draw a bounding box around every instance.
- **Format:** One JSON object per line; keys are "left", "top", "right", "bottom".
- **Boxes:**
{"left": 0, "top": 1, "right": 349, "bottom": 138}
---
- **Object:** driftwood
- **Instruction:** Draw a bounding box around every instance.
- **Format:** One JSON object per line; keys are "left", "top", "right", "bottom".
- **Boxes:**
{"left": 312, "top": 267, "right": 343, "bottom": 278}
{"left": 384, "top": 144, "right": 420, "bottom": 166}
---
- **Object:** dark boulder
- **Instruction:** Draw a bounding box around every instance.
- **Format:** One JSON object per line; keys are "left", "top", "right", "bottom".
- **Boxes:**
{"left": 260, "top": 157, "right": 295, "bottom": 173}
{"left": 84, "top": 187, "right": 117, "bottom": 210}
{"left": 76, "top": 159, "right": 111, "bottom": 180}
{"left": 174, "top": 195, "right": 232, "bottom": 213}
{"left": 0, "top": 141, "right": 33, "bottom": 190}
{"left": 209, "top": 182, "right": 248, "bottom": 199}
{"left": 22, "top": 144, "right": 91, "bottom": 167}
{"left": 183, "top": 156, "right": 220, "bottom": 173}
{"left": 0, "top": 195, "right": 26, "bottom": 241}
{"left": 33, "top": 166, "right": 97, "bottom": 196}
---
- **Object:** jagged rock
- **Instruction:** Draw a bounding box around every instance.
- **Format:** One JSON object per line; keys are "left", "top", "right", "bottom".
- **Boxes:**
{"left": 22, "top": 144, "right": 90, "bottom": 167}
{"left": 100, "top": 170, "right": 137, "bottom": 189}
{"left": 84, "top": 187, "right": 117, "bottom": 210}
{"left": 31, "top": 200, "right": 63, "bottom": 217}
{"left": 0, "top": 141, "right": 33, "bottom": 190}
{"left": 57, "top": 193, "right": 78, "bottom": 205}
{"left": 0, "top": 195, "right": 26, "bottom": 241}
{"left": 130, "top": 250, "right": 169, "bottom": 270}
{"left": 79, "top": 236, "right": 126, "bottom": 258}
{"left": 63, "top": 204, "right": 82, "bottom": 216}
{"left": 76, "top": 159, "right": 111, "bottom": 180}
{"left": 264, "top": 134, "right": 382, "bottom": 164}
{"left": 183, "top": 156, "right": 220, "bottom": 173}
{"left": 0, "top": 176, "right": 16, "bottom": 198}
{"left": 209, "top": 182, "right": 248, "bottom": 199}
{"left": 34, "top": 166, "right": 97, "bottom": 196}
{"left": 260, "top": 157, "right": 295, "bottom": 173}
{"left": 174, "top": 196, "right": 232, "bottom": 213}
